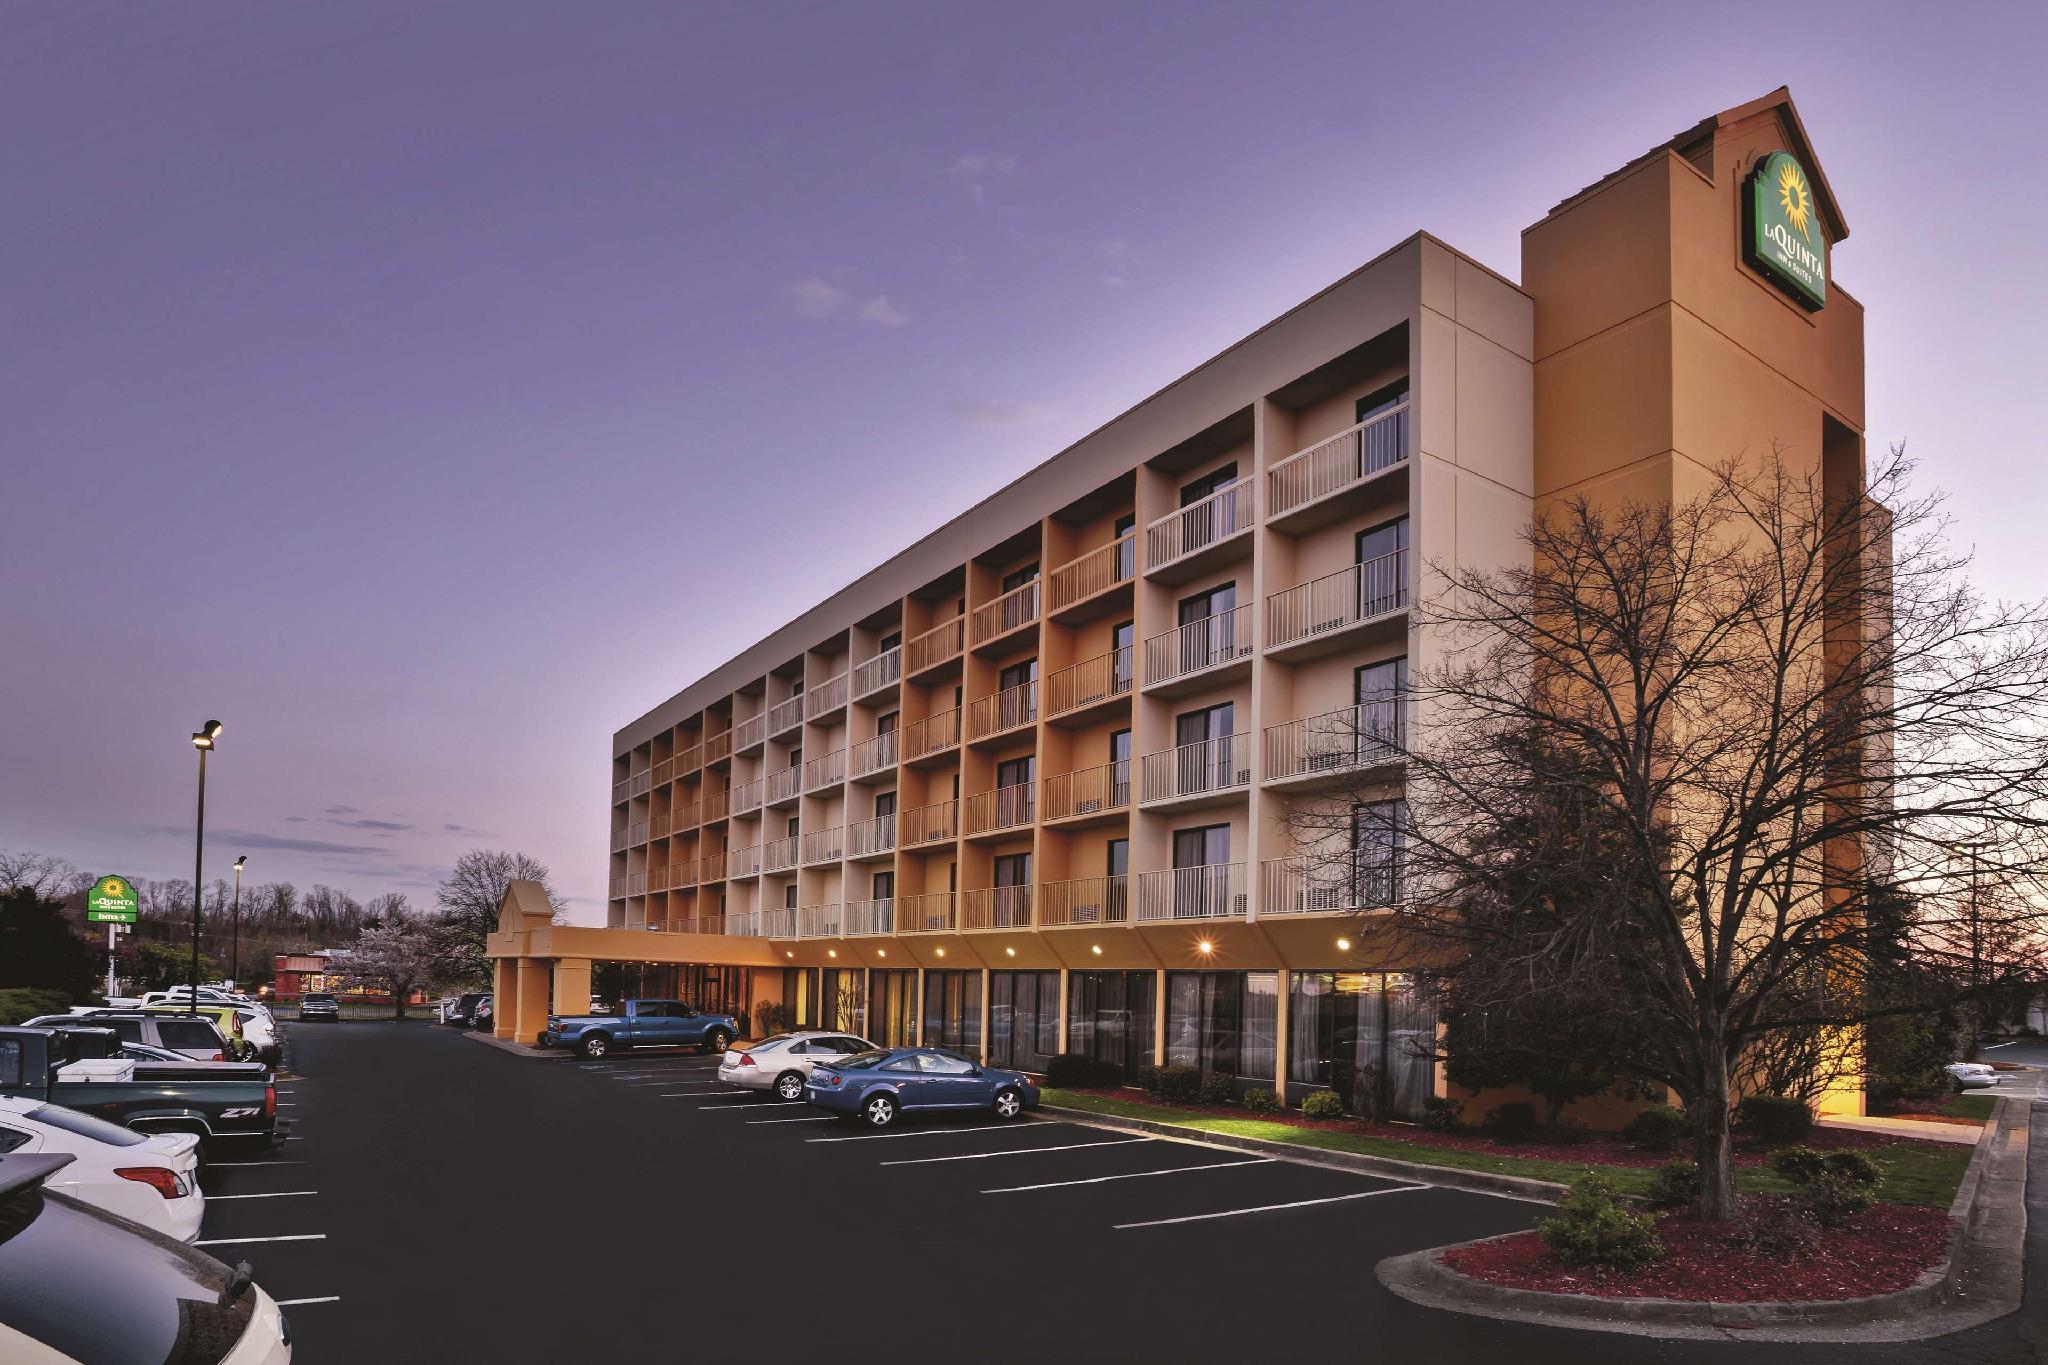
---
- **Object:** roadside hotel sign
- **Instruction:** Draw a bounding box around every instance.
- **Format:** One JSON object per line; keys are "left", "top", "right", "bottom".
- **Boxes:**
{"left": 1744, "top": 150, "right": 1827, "bottom": 310}
{"left": 86, "top": 874, "right": 139, "bottom": 925}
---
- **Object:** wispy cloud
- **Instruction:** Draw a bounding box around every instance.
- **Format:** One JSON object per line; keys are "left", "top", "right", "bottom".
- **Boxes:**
{"left": 324, "top": 804, "right": 359, "bottom": 816}
{"left": 327, "top": 817, "right": 412, "bottom": 832}
{"left": 860, "top": 295, "right": 909, "bottom": 328}
{"left": 947, "top": 151, "right": 1016, "bottom": 208}
{"left": 783, "top": 276, "right": 909, "bottom": 328}
{"left": 946, "top": 398, "right": 1054, "bottom": 428}
{"left": 140, "top": 825, "right": 380, "bottom": 856}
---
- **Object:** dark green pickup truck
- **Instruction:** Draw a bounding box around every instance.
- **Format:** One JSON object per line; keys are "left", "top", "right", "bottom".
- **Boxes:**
{"left": 0, "top": 1025, "right": 280, "bottom": 1152}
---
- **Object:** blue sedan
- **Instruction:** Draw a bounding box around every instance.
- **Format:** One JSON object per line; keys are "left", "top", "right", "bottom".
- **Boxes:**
{"left": 805, "top": 1047, "right": 1040, "bottom": 1128}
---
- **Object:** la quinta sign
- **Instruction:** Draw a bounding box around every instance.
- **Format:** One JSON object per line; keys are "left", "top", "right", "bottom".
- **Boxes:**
{"left": 1745, "top": 151, "right": 1827, "bottom": 310}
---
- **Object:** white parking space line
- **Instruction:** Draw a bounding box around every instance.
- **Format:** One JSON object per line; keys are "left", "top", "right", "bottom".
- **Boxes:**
{"left": 660, "top": 1089, "right": 751, "bottom": 1097}
{"left": 808, "top": 1124, "right": 1043, "bottom": 1143}
{"left": 210, "top": 1161, "right": 307, "bottom": 1168}
{"left": 624, "top": 1081, "right": 730, "bottom": 1088}
{"left": 1113, "top": 1185, "right": 1425, "bottom": 1230}
{"left": 880, "top": 1138, "right": 1153, "bottom": 1167}
{"left": 985, "top": 1158, "right": 1274, "bottom": 1193}
{"left": 693, "top": 1102, "right": 758, "bottom": 1109}
{"left": 208, "top": 1191, "right": 317, "bottom": 1200}
{"left": 746, "top": 1115, "right": 837, "bottom": 1124}
{"left": 276, "top": 1297, "right": 341, "bottom": 1307}
{"left": 194, "top": 1234, "right": 328, "bottom": 1246}
{"left": 277, "top": 1103, "right": 298, "bottom": 1107}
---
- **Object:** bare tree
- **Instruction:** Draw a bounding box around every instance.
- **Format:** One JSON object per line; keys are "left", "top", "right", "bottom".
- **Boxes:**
{"left": 0, "top": 849, "right": 86, "bottom": 898}
{"left": 433, "top": 849, "right": 566, "bottom": 987}
{"left": 1287, "top": 449, "right": 2048, "bottom": 1219}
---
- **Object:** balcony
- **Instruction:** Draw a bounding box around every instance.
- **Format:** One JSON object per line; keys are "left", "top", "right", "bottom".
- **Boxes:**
{"left": 1259, "top": 857, "right": 1398, "bottom": 916}
{"left": 696, "top": 850, "right": 727, "bottom": 883}
{"left": 1263, "top": 702, "right": 1404, "bottom": 787}
{"left": 967, "top": 679, "right": 1037, "bottom": 743}
{"left": 1040, "top": 874, "right": 1128, "bottom": 927}
{"left": 654, "top": 756, "right": 674, "bottom": 786}
{"left": 801, "top": 826, "right": 844, "bottom": 866}
{"left": 671, "top": 799, "right": 700, "bottom": 834}
{"left": 1265, "top": 551, "right": 1408, "bottom": 660}
{"left": 729, "top": 778, "right": 764, "bottom": 817}
{"left": 1047, "top": 533, "right": 1137, "bottom": 618}
{"left": 1140, "top": 734, "right": 1252, "bottom": 809}
{"left": 728, "top": 843, "right": 763, "bottom": 878}
{"left": 804, "top": 747, "right": 846, "bottom": 792}
{"left": 624, "top": 870, "right": 647, "bottom": 897}
{"left": 1133, "top": 863, "right": 1246, "bottom": 922}
{"left": 677, "top": 741, "right": 703, "bottom": 777}
{"left": 900, "top": 800, "right": 957, "bottom": 849}
{"left": 1045, "top": 646, "right": 1133, "bottom": 723}
{"left": 1042, "top": 761, "right": 1130, "bottom": 826}
{"left": 736, "top": 907, "right": 793, "bottom": 939}
{"left": 799, "top": 903, "right": 844, "bottom": 938}
{"left": 1142, "top": 604, "right": 1255, "bottom": 694}
{"left": 1146, "top": 475, "right": 1254, "bottom": 581}
{"left": 845, "top": 812, "right": 897, "bottom": 860}
{"left": 970, "top": 579, "right": 1040, "bottom": 650}
{"left": 961, "top": 884, "right": 1033, "bottom": 931}
{"left": 964, "top": 782, "right": 1035, "bottom": 837}
{"left": 904, "top": 616, "right": 965, "bottom": 677}
{"left": 764, "top": 836, "right": 799, "bottom": 874}
{"left": 702, "top": 731, "right": 733, "bottom": 766}
{"left": 610, "top": 826, "right": 631, "bottom": 853}
{"left": 612, "top": 777, "right": 631, "bottom": 805}
{"left": 649, "top": 864, "right": 671, "bottom": 893}
{"left": 631, "top": 770, "right": 653, "bottom": 798}
{"left": 901, "top": 707, "right": 961, "bottom": 763}
{"left": 1266, "top": 403, "right": 1409, "bottom": 528}
{"left": 608, "top": 875, "right": 626, "bottom": 899}
{"left": 853, "top": 645, "right": 902, "bottom": 701}
{"left": 766, "top": 765, "right": 803, "bottom": 806}
{"left": 900, "top": 891, "right": 956, "bottom": 933}
{"left": 698, "top": 787, "right": 730, "bottom": 824}
{"left": 850, "top": 730, "right": 898, "bottom": 781}
{"left": 650, "top": 812, "right": 672, "bottom": 840}
{"left": 806, "top": 671, "right": 850, "bottom": 723}
{"left": 845, "top": 897, "right": 896, "bottom": 935}
{"left": 767, "top": 694, "right": 805, "bottom": 737}
{"left": 732, "top": 713, "right": 768, "bottom": 756}
{"left": 727, "top": 909, "right": 762, "bottom": 938}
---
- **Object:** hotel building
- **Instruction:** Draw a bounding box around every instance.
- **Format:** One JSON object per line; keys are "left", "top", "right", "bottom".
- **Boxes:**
{"left": 490, "top": 89, "right": 1866, "bottom": 1117}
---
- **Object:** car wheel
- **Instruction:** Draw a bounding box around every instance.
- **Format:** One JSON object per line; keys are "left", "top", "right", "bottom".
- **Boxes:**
{"left": 775, "top": 1071, "right": 806, "bottom": 1102}
{"left": 992, "top": 1087, "right": 1024, "bottom": 1120}
{"left": 580, "top": 1034, "right": 610, "bottom": 1059}
{"left": 701, "top": 1029, "right": 731, "bottom": 1055}
{"left": 861, "top": 1093, "right": 897, "bottom": 1128}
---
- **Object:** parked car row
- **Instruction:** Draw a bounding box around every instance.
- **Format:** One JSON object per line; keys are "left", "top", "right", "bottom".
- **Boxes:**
{"left": 540, "top": 997, "right": 739, "bottom": 1058}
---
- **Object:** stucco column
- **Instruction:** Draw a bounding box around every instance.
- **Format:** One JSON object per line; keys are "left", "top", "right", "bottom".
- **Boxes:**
{"left": 1152, "top": 969, "right": 1167, "bottom": 1069}
{"left": 552, "top": 958, "right": 593, "bottom": 1018}
{"left": 978, "top": 969, "right": 991, "bottom": 1064}
{"left": 514, "top": 959, "right": 551, "bottom": 1044}
{"left": 1055, "top": 968, "right": 1069, "bottom": 1054}
{"left": 1271, "top": 969, "right": 1291, "bottom": 1102}
{"left": 492, "top": 958, "right": 519, "bottom": 1040}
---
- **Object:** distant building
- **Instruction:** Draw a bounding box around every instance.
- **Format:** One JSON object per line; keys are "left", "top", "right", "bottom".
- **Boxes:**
{"left": 272, "top": 949, "right": 430, "bottom": 1005}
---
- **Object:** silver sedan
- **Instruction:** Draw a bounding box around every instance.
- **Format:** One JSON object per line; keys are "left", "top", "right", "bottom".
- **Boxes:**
{"left": 718, "top": 1031, "right": 879, "bottom": 1100}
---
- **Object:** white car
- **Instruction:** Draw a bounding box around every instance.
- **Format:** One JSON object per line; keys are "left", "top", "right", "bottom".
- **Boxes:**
{"left": 0, "top": 1097, "right": 205, "bottom": 1242}
{"left": 1946, "top": 1061, "right": 2003, "bottom": 1089}
{"left": 719, "top": 1031, "right": 879, "bottom": 1101}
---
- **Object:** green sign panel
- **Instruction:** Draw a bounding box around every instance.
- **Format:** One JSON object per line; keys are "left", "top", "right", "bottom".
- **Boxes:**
{"left": 86, "top": 874, "right": 138, "bottom": 925}
{"left": 1745, "top": 151, "right": 1827, "bottom": 310}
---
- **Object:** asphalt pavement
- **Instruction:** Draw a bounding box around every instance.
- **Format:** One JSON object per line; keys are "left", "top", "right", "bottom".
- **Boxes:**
{"left": 242, "top": 1021, "right": 2048, "bottom": 1364}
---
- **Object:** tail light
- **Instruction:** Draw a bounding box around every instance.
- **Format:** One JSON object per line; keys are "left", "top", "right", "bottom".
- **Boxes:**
{"left": 264, "top": 1084, "right": 277, "bottom": 1117}
{"left": 732, "top": 1052, "right": 755, "bottom": 1069}
{"left": 815, "top": 1071, "right": 844, "bottom": 1088}
{"left": 115, "top": 1167, "right": 189, "bottom": 1199}
{"left": 212, "top": 1053, "right": 226, "bottom": 1062}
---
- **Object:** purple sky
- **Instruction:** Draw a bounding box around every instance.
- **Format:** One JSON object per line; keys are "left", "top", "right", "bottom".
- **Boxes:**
{"left": 4, "top": 2, "right": 2043, "bottom": 919}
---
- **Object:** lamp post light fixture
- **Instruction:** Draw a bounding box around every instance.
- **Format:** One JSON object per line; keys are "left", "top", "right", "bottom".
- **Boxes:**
{"left": 230, "top": 856, "right": 248, "bottom": 989}
{"left": 188, "top": 720, "right": 223, "bottom": 1013}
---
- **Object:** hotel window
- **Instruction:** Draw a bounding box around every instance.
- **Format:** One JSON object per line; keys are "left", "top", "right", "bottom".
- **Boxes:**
{"left": 989, "top": 970, "right": 1060, "bottom": 1071}
{"left": 1352, "top": 798, "right": 1405, "bottom": 908}
{"left": 1109, "top": 728, "right": 1132, "bottom": 805}
{"left": 1353, "top": 658, "right": 1406, "bottom": 760}
{"left": 1175, "top": 583, "right": 1238, "bottom": 674}
{"left": 1286, "top": 971, "right": 1435, "bottom": 1119}
{"left": 1001, "top": 562, "right": 1040, "bottom": 593}
{"left": 1181, "top": 463, "right": 1238, "bottom": 506}
{"left": 1170, "top": 823, "right": 1233, "bottom": 918}
{"left": 1066, "top": 970, "right": 1154, "bottom": 1079}
{"left": 1355, "top": 379, "right": 1409, "bottom": 425}
{"left": 922, "top": 969, "right": 983, "bottom": 1054}
{"left": 867, "top": 969, "right": 917, "bottom": 1047}
{"left": 1113, "top": 514, "right": 1137, "bottom": 578}
{"left": 880, "top": 629, "right": 902, "bottom": 651}
{"left": 1111, "top": 620, "right": 1135, "bottom": 689}
{"left": 1165, "top": 970, "right": 1278, "bottom": 1081}
{"left": 1356, "top": 518, "right": 1409, "bottom": 618}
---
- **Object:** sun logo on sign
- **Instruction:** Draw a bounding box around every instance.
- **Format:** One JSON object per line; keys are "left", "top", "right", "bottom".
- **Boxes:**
{"left": 1776, "top": 159, "right": 1816, "bottom": 244}
{"left": 103, "top": 878, "right": 125, "bottom": 897}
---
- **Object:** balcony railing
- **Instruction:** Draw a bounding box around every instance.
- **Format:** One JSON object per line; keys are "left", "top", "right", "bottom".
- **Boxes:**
{"left": 629, "top": 819, "right": 650, "bottom": 845}
{"left": 702, "top": 732, "right": 733, "bottom": 765}
{"left": 610, "top": 827, "right": 631, "bottom": 852}
{"left": 649, "top": 864, "right": 671, "bottom": 893}
{"left": 806, "top": 671, "right": 850, "bottom": 720}
{"left": 1266, "top": 551, "right": 1408, "bottom": 651}
{"left": 967, "top": 679, "right": 1037, "bottom": 741}
{"left": 845, "top": 897, "right": 895, "bottom": 936}
{"left": 961, "top": 884, "right": 1033, "bottom": 930}
{"left": 1045, "top": 646, "right": 1133, "bottom": 718}
{"left": 728, "top": 844, "right": 763, "bottom": 878}
{"left": 1134, "top": 863, "right": 1246, "bottom": 921}
{"left": 650, "top": 812, "right": 672, "bottom": 840}
{"left": 853, "top": 645, "right": 902, "bottom": 698}
{"left": 964, "top": 782, "right": 1035, "bottom": 835}
{"left": 624, "top": 870, "right": 647, "bottom": 896}
{"left": 804, "top": 747, "right": 846, "bottom": 791}
{"left": 1143, "top": 604, "right": 1255, "bottom": 687}
{"left": 1263, "top": 701, "right": 1404, "bottom": 782}
{"left": 729, "top": 778, "right": 764, "bottom": 816}
{"left": 799, "top": 903, "right": 844, "bottom": 938}
{"left": 698, "top": 787, "right": 730, "bottom": 823}
{"left": 1040, "top": 874, "right": 1128, "bottom": 926}
{"left": 697, "top": 850, "right": 728, "bottom": 882}
{"left": 766, "top": 766, "right": 803, "bottom": 805}
{"left": 1042, "top": 761, "right": 1130, "bottom": 823}
{"left": 767, "top": 695, "right": 805, "bottom": 736}
{"left": 901, "top": 891, "right": 956, "bottom": 932}
{"left": 672, "top": 799, "right": 700, "bottom": 834}
{"left": 846, "top": 811, "right": 897, "bottom": 858}
{"left": 727, "top": 909, "right": 762, "bottom": 938}
{"left": 905, "top": 616, "right": 965, "bottom": 674}
{"left": 608, "top": 875, "right": 626, "bottom": 899}
{"left": 733, "top": 713, "right": 768, "bottom": 752}
{"left": 1047, "top": 533, "right": 1136, "bottom": 613}
{"left": 612, "top": 777, "right": 631, "bottom": 804}
{"left": 1267, "top": 404, "right": 1409, "bottom": 520}
{"left": 764, "top": 836, "right": 798, "bottom": 874}
{"left": 631, "top": 770, "right": 652, "bottom": 797}
{"left": 676, "top": 741, "right": 703, "bottom": 776}
{"left": 1140, "top": 734, "right": 1252, "bottom": 804}
{"left": 1147, "top": 475, "right": 1253, "bottom": 573}
{"left": 801, "top": 826, "right": 844, "bottom": 865}
{"left": 900, "top": 800, "right": 957, "bottom": 848}
{"left": 850, "top": 730, "right": 898, "bottom": 779}
{"left": 971, "top": 579, "right": 1040, "bottom": 646}
{"left": 901, "top": 707, "right": 961, "bottom": 761}
{"left": 761, "top": 907, "right": 797, "bottom": 939}
{"left": 1260, "top": 857, "right": 1398, "bottom": 915}
{"left": 654, "top": 757, "right": 674, "bottom": 786}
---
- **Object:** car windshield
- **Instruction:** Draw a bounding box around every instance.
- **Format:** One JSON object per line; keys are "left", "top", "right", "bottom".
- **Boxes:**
{"left": 829, "top": 1050, "right": 889, "bottom": 1070}
{"left": 305, "top": 995, "right": 336, "bottom": 1004}
{"left": 28, "top": 1103, "right": 148, "bottom": 1148}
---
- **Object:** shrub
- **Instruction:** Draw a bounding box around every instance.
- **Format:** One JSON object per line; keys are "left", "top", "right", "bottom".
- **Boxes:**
{"left": 1200, "top": 1072, "right": 1238, "bottom": 1107}
{"left": 1043, "top": 1053, "right": 1097, "bottom": 1089}
{"left": 1421, "top": 1095, "right": 1463, "bottom": 1132}
{"left": 1156, "top": 1065, "right": 1204, "bottom": 1104}
{"left": 1300, "top": 1091, "right": 1348, "bottom": 1120}
{"left": 1644, "top": 1160, "right": 1702, "bottom": 1210}
{"left": 0, "top": 988, "right": 69, "bottom": 1026}
{"left": 1482, "top": 1101, "right": 1542, "bottom": 1144}
{"left": 1239, "top": 1087, "right": 1282, "bottom": 1114}
{"left": 1548, "top": 1120, "right": 1590, "bottom": 1146}
{"left": 1536, "top": 1171, "right": 1664, "bottom": 1270}
{"left": 1772, "top": 1146, "right": 1884, "bottom": 1226}
{"left": 1088, "top": 1059, "right": 1125, "bottom": 1087}
{"left": 1745, "top": 1197, "right": 1818, "bottom": 1256}
{"left": 1132, "top": 1064, "right": 1161, "bottom": 1095}
{"left": 1623, "top": 1104, "right": 1694, "bottom": 1152}
{"left": 1734, "top": 1095, "right": 1814, "bottom": 1146}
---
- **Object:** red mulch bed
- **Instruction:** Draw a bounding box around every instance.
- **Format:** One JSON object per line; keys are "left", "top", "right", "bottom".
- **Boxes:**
{"left": 1068, "top": 1087, "right": 1941, "bottom": 1166}
{"left": 1442, "top": 1198, "right": 1950, "bottom": 1301}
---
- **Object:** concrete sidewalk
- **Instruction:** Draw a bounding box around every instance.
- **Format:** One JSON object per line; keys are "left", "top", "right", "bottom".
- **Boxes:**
{"left": 1820, "top": 1114, "right": 1985, "bottom": 1146}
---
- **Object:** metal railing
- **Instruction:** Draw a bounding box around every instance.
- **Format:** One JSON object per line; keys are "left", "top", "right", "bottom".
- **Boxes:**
{"left": 733, "top": 713, "right": 768, "bottom": 752}
{"left": 1260, "top": 857, "right": 1397, "bottom": 915}
{"left": 650, "top": 812, "right": 672, "bottom": 840}
{"left": 1133, "top": 863, "right": 1246, "bottom": 921}
{"left": 971, "top": 579, "right": 1040, "bottom": 646}
{"left": 625, "top": 870, "right": 647, "bottom": 896}
{"left": 850, "top": 730, "right": 898, "bottom": 779}
{"left": 1143, "top": 604, "right": 1255, "bottom": 687}
{"left": 654, "top": 757, "right": 674, "bottom": 786}
{"left": 697, "top": 850, "right": 728, "bottom": 882}
{"left": 806, "top": 671, "right": 850, "bottom": 720}
{"left": 1042, "top": 760, "right": 1130, "bottom": 822}
{"left": 1045, "top": 645, "right": 1134, "bottom": 718}
{"left": 767, "top": 695, "right": 805, "bottom": 736}
{"left": 631, "top": 770, "right": 652, "bottom": 797}
{"left": 1040, "top": 874, "right": 1128, "bottom": 926}
{"left": 799, "top": 903, "right": 844, "bottom": 938}
{"left": 727, "top": 909, "right": 762, "bottom": 938}
{"left": 902, "top": 706, "right": 961, "bottom": 760}
{"left": 671, "top": 799, "right": 700, "bottom": 833}
{"left": 1263, "top": 701, "right": 1404, "bottom": 782}
{"left": 801, "top": 826, "right": 844, "bottom": 865}
{"left": 1266, "top": 551, "right": 1407, "bottom": 651}
{"left": 608, "top": 875, "right": 626, "bottom": 899}
{"left": 1140, "top": 734, "right": 1252, "bottom": 804}
{"left": 905, "top": 616, "right": 965, "bottom": 674}
{"left": 676, "top": 742, "right": 703, "bottom": 775}
{"left": 628, "top": 819, "right": 650, "bottom": 845}
{"left": 728, "top": 843, "right": 763, "bottom": 878}
{"left": 1047, "top": 533, "right": 1136, "bottom": 613}
{"left": 804, "top": 747, "right": 846, "bottom": 791}
{"left": 1266, "top": 404, "right": 1409, "bottom": 519}
{"left": 900, "top": 800, "right": 957, "bottom": 848}
{"left": 763, "top": 836, "right": 798, "bottom": 873}
{"left": 967, "top": 679, "right": 1037, "bottom": 740}
{"left": 961, "top": 884, "right": 1033, "bottom": 930}
{"left": 612, "top": 776, "right": 631, "bottom": 804}
{"left": 845, "top": 897, "right": 895, "bottom": 936}
{"left": 853, "top": 645, "right": 902, "bottom": 698}
{"left": 761, "top": 907, "right": 797, "bottom": 939}
{"left": 649, "top": 864, "right": 671, "bottom": 893}
{"left": 900, "top": 891, "right": 956, "bottom": 932}
{"left": 702, "top": 731, "right": 733, "bottom": 765}
{"left": 698, "top": 787, "right": 730, "bottom": 823}
{"left": 611, "top": 826, "right": 631, "bottom": 852}
{"left": 766, "top": 766, "right": 803, "bottom": 805}
{"left": 1147, "top": 475, "right": 1253, "bottom": 572}
{"left": 729, "top": 778, "right": 764, "bottom": 816}
{"left": 964, "top": 782, "right": 1035, "bottom": 835}
{"left": 846, "top": 811, "right": 897, "bottom": 858}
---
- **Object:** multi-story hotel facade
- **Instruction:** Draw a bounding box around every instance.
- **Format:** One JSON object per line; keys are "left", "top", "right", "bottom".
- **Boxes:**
{"left": 490, "top": 88, "right": 1865, "bottom": 1117}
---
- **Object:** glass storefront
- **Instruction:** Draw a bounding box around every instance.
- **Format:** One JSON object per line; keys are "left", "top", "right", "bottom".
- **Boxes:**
{"left": 922, "top": 969, "right": 983, "bottom": 1056}
{"left": 1066, "top": 971, "right": 1155, "bottom": 1079}
{"left": 1165, "top": 971, "right": 1277, "bottom": 1080}
{"left": 817, "top": 968, "right": 867, "bottom": 1034}
{"left": 867, "top": 969, "right": 919, "bottom": 1047}
{"left": 591, "top": 963, "right": 751, "bottom": 1024}
{"left": 1286, "top": 971, "right": 1435, "bottom": 1118}
{"left": 988, "top": 970, "right": 1059, "bottom": 1071}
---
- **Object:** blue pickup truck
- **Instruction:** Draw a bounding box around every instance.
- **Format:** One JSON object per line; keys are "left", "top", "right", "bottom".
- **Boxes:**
{"left": 540, "top": 999, "right": 740, "bottom": 1059}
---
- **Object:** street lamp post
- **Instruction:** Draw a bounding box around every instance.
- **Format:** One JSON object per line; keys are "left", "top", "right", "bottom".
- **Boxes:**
{"left": 231, "top": 855, "right": 247, "bottom": 989}
{"left": 189, "top": 720, "right": 223, "bottom": 1014}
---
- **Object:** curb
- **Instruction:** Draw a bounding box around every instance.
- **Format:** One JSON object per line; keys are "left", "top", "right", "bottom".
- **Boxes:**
{"left": 1374, "top": 1096, "right": 2028, "bottom": 1343}
{"left": 462, "top": 1030, "right": 570, "bottom": 1059}
{"left": 1038, "top": 1102, "right": 1568, "bottom": 1204}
